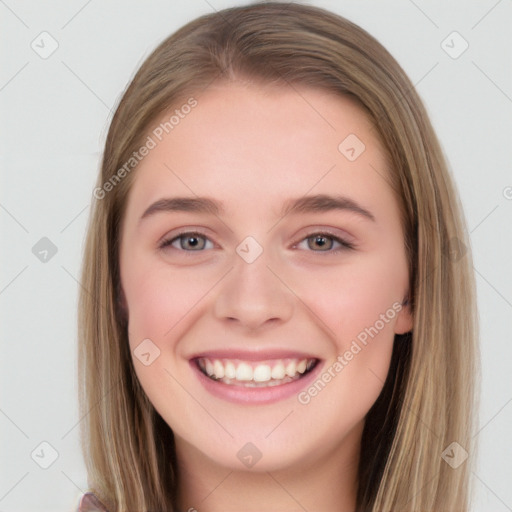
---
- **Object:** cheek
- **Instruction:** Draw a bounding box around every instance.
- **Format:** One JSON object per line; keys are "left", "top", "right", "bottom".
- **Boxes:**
{"left": 294, "top": 297, "right": 397, "bottom": 432}
{"left": 122, "top": 261, "right": 212, "bottom": 347}
{"left": 290, "top": 253, "right": 404, "bottom": 405}
{"left": 121, "top": 262, "right": 214, "bottom": 438}
{"left": 293, "top": 253, "right": 406, "bottom": 343}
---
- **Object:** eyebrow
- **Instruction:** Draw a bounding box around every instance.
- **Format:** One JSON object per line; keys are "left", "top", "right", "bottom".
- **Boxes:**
{"left": 279, "top": 194, "right": 375, "bottom": 221}
{"left": 140, "top": 197, "right": 221, "bottom": 221}
{"left": 139, "top": 194, "right": 375, "bottom": 223}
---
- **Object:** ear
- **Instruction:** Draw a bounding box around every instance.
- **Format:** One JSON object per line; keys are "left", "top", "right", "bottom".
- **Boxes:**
{"left": 116, "top": 281, "right": 129, "bottom": 324}
{"left": 394, "top": 296, "right": 413, "bottom": 334}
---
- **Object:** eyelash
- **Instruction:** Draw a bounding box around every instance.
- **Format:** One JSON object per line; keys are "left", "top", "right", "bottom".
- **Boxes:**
{"left": 158, "top": 230, "right": 355, "bottom": 254}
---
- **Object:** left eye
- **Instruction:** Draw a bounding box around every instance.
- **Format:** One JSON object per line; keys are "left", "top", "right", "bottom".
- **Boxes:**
{"left": 160, "top": 232, "right": 213, "bottom": 251}
{"left": 296, "top": 233, "right": 353, "bottom": 252}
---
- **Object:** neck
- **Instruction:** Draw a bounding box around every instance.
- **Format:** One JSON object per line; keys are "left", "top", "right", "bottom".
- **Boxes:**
{"left": 175, "top": 423, "right": 362, "bottom": 512}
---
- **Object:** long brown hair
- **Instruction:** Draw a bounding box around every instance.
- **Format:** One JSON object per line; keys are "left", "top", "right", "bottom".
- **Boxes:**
{"left": 78, "top": 2, "right": 479, "bottom": 510}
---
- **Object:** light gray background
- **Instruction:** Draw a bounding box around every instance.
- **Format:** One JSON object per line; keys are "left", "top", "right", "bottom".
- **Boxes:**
{"left": 1, "top": 1, "right": 511, "bottom": 510}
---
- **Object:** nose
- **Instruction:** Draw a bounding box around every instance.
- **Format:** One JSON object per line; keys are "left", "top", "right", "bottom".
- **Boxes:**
{"left": 213, "top": 249, "right": 294, "bottom": 331}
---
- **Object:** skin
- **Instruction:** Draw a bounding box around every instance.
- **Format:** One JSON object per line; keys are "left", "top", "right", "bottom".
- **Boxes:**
{"left": 119, "top": 81, "right": 413, "bottom": 512}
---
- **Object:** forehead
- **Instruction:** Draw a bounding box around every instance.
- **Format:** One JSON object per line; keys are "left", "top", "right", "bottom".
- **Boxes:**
{"left": 123, "top": 81, "right": 393, "bottom": 222}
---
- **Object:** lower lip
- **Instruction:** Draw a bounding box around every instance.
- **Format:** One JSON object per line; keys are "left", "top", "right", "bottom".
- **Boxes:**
{"left": 190, "top": 359, "right": 324, "bottom": 405}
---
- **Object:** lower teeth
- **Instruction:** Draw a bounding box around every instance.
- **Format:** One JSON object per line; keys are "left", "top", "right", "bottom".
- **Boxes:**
{"left": 201, "top": 368, "right": 312, "bottom": 387}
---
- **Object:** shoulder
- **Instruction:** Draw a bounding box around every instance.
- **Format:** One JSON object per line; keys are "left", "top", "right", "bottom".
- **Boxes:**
{"left": 78, "top": 492, "right": 109, "bottom": 512}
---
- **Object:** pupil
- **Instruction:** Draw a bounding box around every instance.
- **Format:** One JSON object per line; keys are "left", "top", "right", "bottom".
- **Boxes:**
{"left": 183, "top": 235, "right": 202, "bottom": 250}
{"left": 311, "top": 235, "right": 331, "bottom": 251}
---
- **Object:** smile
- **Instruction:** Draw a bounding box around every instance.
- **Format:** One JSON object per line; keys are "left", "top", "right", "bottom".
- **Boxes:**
{"left": 196, "top": 357, "right": 319, "bottom": 387}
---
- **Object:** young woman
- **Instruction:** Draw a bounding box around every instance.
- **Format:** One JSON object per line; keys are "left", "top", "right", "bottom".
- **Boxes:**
{"left": 77, "top": 2, "right": 479, "bottom": 511}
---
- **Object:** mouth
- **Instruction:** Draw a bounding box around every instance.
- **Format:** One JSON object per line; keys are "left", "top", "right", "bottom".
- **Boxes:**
{"left": 195, "top": 357, "right": 319, "bottom": 388}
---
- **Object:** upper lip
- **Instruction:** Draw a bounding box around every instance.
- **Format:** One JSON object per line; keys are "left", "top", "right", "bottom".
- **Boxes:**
{"left": 188, "top": 349, "right": 320, "bottom": 361}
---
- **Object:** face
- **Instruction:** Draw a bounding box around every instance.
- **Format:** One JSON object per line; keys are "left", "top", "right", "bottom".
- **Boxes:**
{"left": 119, "top": 81, "right": 413, "bottom": 474}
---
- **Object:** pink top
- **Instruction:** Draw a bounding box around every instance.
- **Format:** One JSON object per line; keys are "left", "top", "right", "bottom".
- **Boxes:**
{"left": 78, "top": 492, "right": 109, "bottom": 512}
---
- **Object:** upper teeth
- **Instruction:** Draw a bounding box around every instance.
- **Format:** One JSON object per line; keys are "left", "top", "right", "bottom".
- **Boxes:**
{"left": 198, "top": 357, "right": 315, "bottom": 383}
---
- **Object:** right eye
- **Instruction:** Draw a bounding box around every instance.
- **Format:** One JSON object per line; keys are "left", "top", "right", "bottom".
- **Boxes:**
{"left": 159, "top": 231, "right": 214, "bottom": 252}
